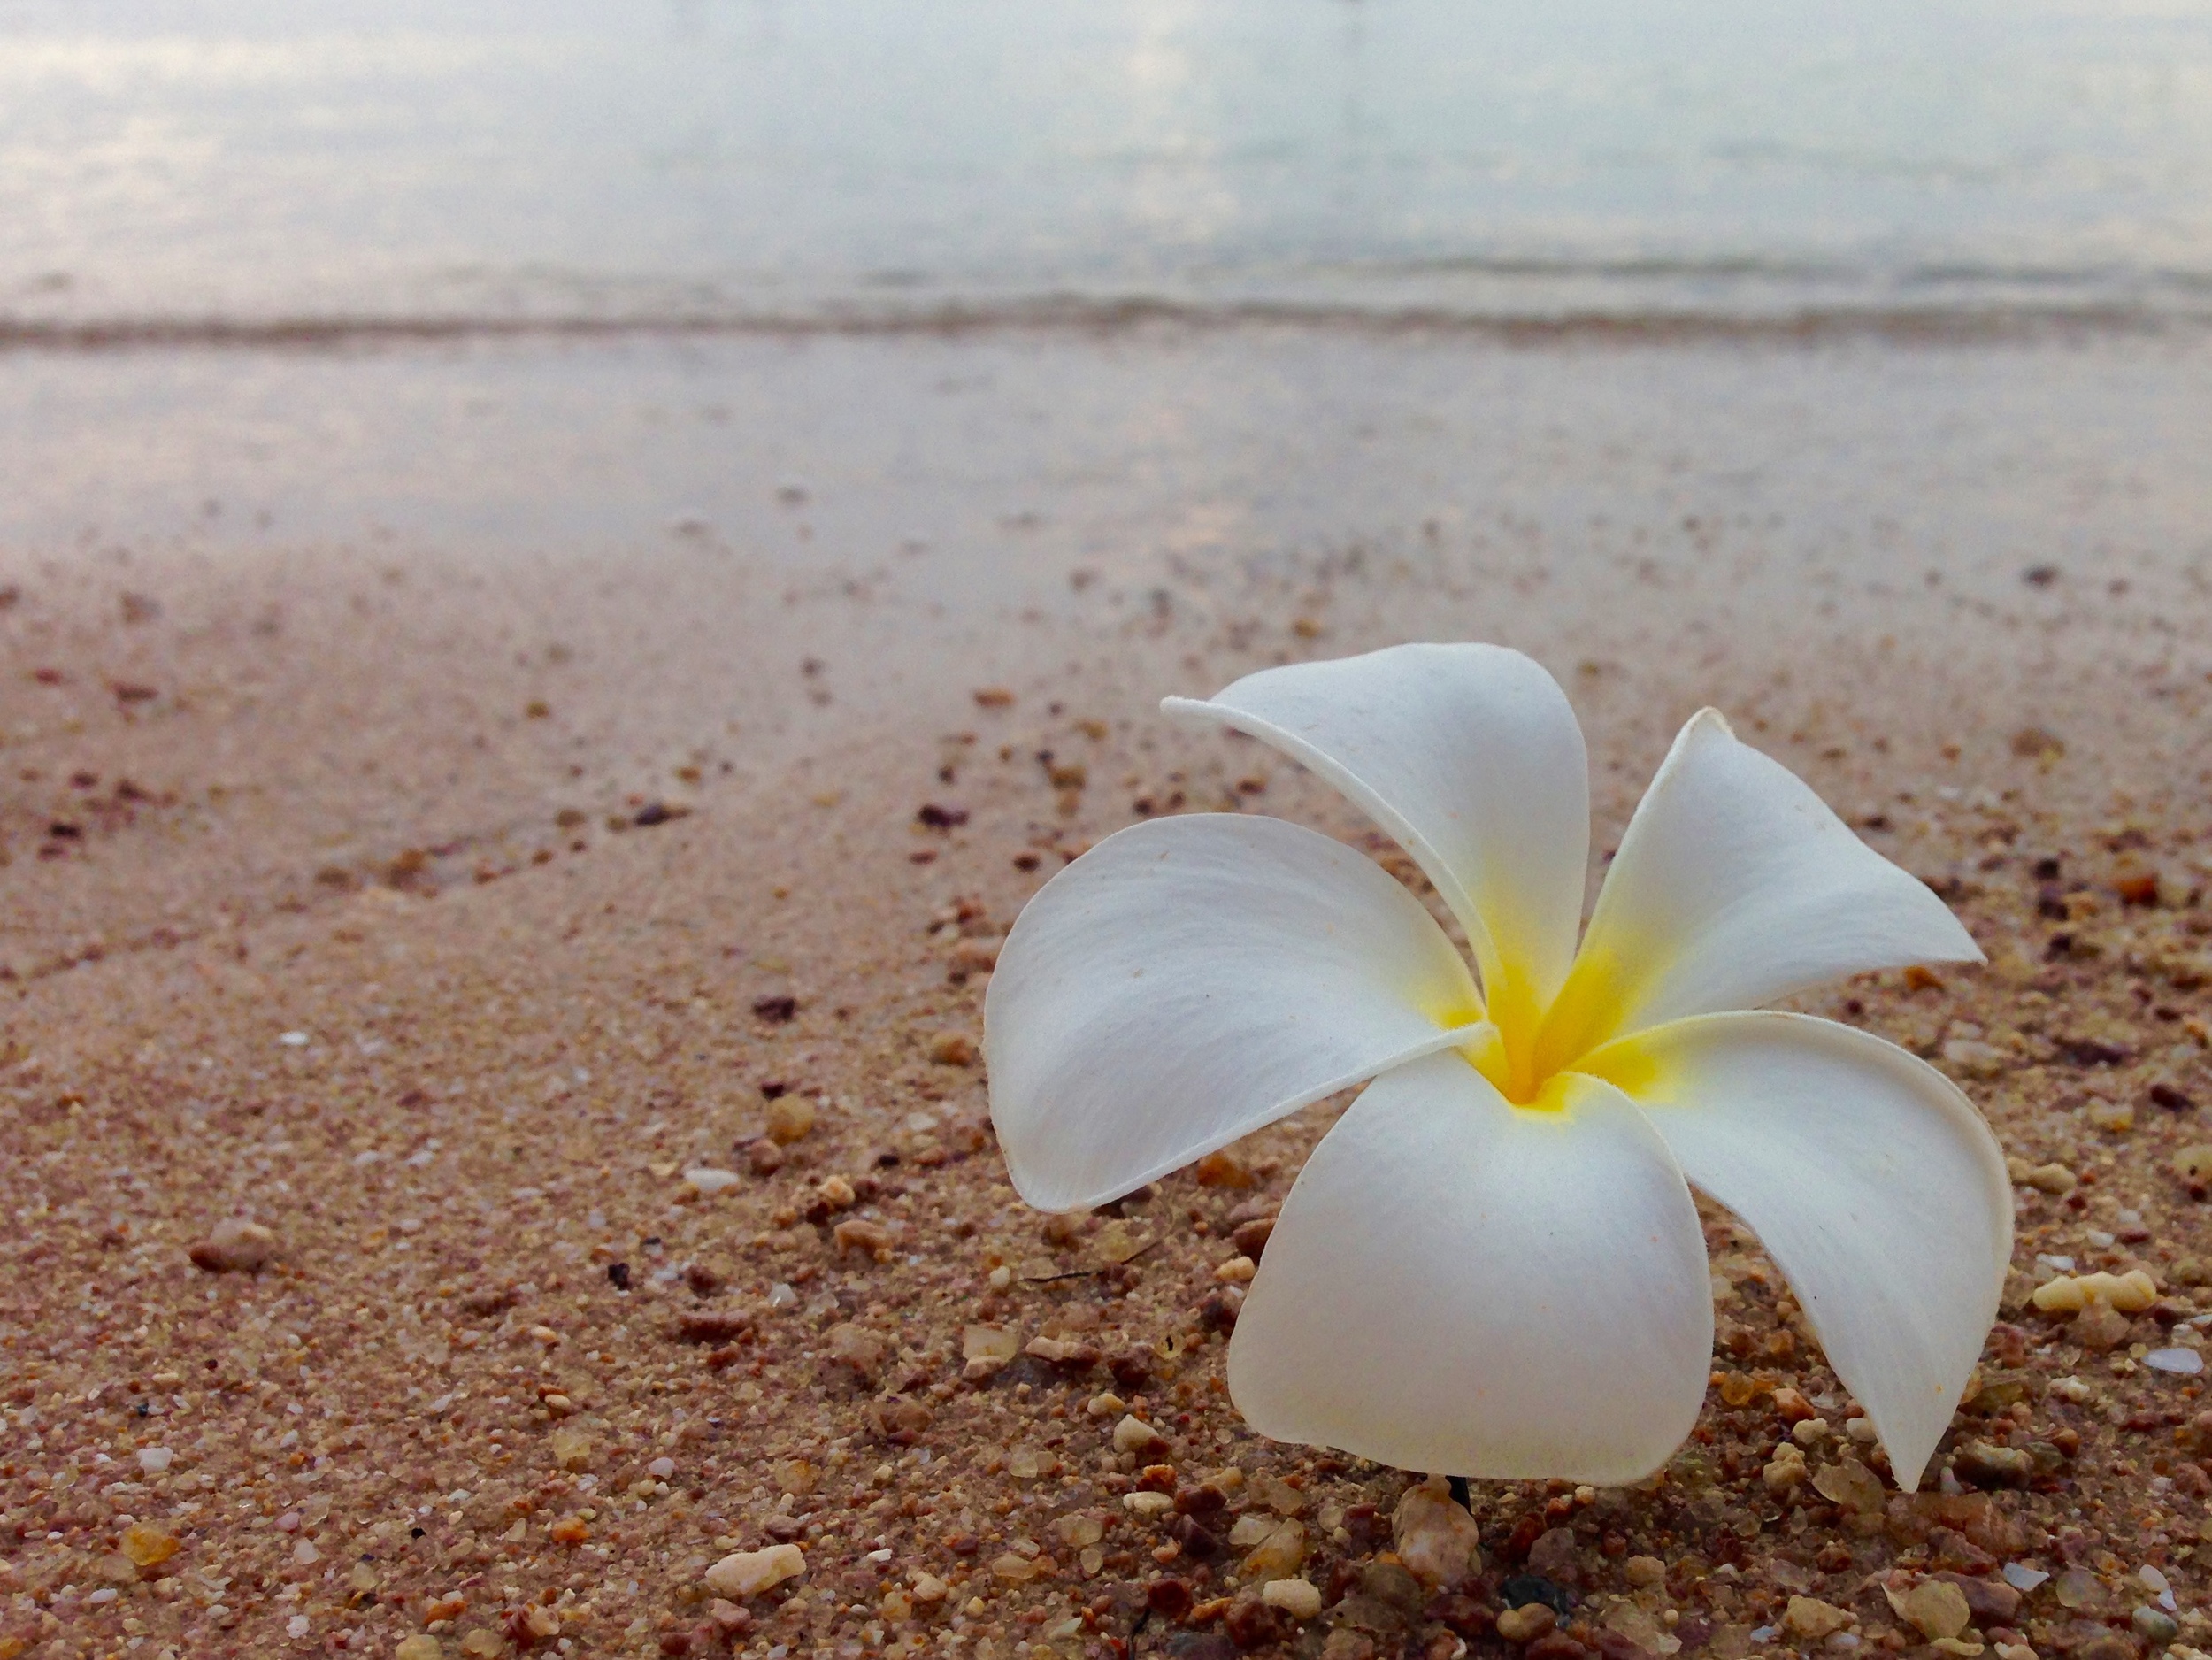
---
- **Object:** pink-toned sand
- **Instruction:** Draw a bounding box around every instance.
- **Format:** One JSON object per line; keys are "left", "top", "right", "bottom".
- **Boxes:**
{"left": 4, "top": 326, "right": 2212, "bottom": 1660}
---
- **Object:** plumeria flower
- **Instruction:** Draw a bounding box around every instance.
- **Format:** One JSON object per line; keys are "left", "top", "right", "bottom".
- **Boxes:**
{"left": 985, "top": 643, "right": 2011, "bottom": 1491}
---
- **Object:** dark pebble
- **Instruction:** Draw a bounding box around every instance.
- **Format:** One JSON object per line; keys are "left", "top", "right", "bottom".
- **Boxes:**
{"left": 1197, "top": 1287, "right": 1242, "bottom": 1333}
{"left": 606, "top": 1262, "right": 632, "bottom": 1291}
{"left": 1148, "top": 1579, "right": 1194, "bottom": 1619}
{"left": 1230, "top": 1218, "right": 1276, "bottom": 1260}
{"left": 752, "top": 995, "right": 800, "bottom": 1023}
{"left": 1169, "top": 1516, "right": 1222, "bottom": 1561}
{"left": 1108, "top": 1349, "right": 1154, "bottom": 1390}
{"left": 1499, "top": 1573, "right": 1577, "bottom": 1619}
{"left": 1358, "top": 1562, "right": 1425, "bottom": 1616}
{"left": 1222, "top": 1596, "right": 1296, "bottom": 1651}
{"left": 1424, "top": 1595, "right": 1494, "bottom": 1640}
{"left": 1340, "top": 1504, "right": 1386, "bottom": 1553}
{"left": 745, "top": 1138, "right": 786, "bottom": 1175}
{"left": 2055, "top": 1037, "right": 2130, "bottom": 1066}
{"left": 674, "top": 1312, "right": 753, "bottom": 1345}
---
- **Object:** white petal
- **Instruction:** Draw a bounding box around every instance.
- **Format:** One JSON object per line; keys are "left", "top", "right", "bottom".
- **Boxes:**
{"left": 1163, "top": 643, "right": 1589, "bottom": 1011}
{"left": 1229, "top": 1050, "right": 1712, "bottom": 1484}
{"left": 984, "top": 814, "right": 1484, "bottom": 1212}
{"left": 1589, "top": 1011, "right": 2012, "bottom": 1491}
{"left": 1545, "top": 709, "right": 1980, "bottom": 1058}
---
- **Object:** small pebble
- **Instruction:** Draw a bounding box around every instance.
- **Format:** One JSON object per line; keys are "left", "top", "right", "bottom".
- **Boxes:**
{"left": 1113, "top": 1414, "right": 1168, "bottom": 1454}
{"left": 1763, "top": 1443, "right": 1809, "bottom": 1492}
{"left": 2032, "top": 1269, "right": 2158, "bottom": 1314}
{"left": 745, "top": 1138, "right": 786, "bottom": 1175}
{"left": 1263, "top": 1579, "right": 1323, "bottom": 1620}
{"left": 1786, "top": 1596, "right": 1854, "bottom": 1640}
{"left": 1192, "top": 1149, "right": 1255, "bottom": 1188}
{"left": 1888, "top": 1580, "right": 1971, "bottom": 1642}
{"left": 120, "top": 1524, "right": 181, "bottom": 1569}
{"left": 703, "top": 1543, "right": 807, "bottom": 1600}
{"left": 2147, "top": 1348, "right": 2204, "bottom": 1375}
{"left": 188, "top": 1217, "right": 279, "bottom": 1273}
{"left": 1240, "top": 1519, "right": 1308, "bottom": 1580}
{"left": 1496, "top": 1605, "right": 1556, "bottom": 1644}
{"left": 834, "top": 1218, "right": 896, "bottom": 1257}
{"left": 824, "top": 1322, "right": 887, "bottom": 1379}
{"left": 1954, "top": 1441, "right": 2034, "bottom": 1488}
{"left": 2134, "top": 1607, "right": 2181, "bottom": 1644}
{"left": 1391, "top": 1475, "right": 1483, "bottom": 1588}
{"left": 2086, "top": 1099, "right": 2136, "bottom": 1134}
{"left": 929, "top": 1031, "right": 979, "bottom": 1066}
{"left": 764, "top": 1097, "right": 817, "bottom": 1143}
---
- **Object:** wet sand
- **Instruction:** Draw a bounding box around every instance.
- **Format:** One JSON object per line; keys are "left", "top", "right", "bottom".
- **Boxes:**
{"left": 4, "top": 325, "right": 2212, "bottom": 1660}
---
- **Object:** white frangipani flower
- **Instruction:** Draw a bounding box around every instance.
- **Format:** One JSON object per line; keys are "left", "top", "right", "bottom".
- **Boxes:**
{"left": 985, "top": 643, "right": 2011, "bottom": 1491}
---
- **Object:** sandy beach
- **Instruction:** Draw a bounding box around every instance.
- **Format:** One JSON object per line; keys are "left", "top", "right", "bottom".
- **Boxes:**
{"left": 4, "top": 320, "right": 2212, "bottom": 1660}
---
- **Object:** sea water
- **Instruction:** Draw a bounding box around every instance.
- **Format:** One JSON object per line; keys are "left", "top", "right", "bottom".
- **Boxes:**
{"left": 4, "top": 0, "right": 2212, "bottom": 336}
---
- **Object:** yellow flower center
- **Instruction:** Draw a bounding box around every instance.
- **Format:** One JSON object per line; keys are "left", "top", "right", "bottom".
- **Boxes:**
{"left": 1462, "top": 945, "right": 1642, "bottom": 1110}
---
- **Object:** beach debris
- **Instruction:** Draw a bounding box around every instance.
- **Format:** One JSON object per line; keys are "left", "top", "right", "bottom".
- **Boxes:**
{"left": 985, "top": 642, "right": 2005, "bottom": 1489}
